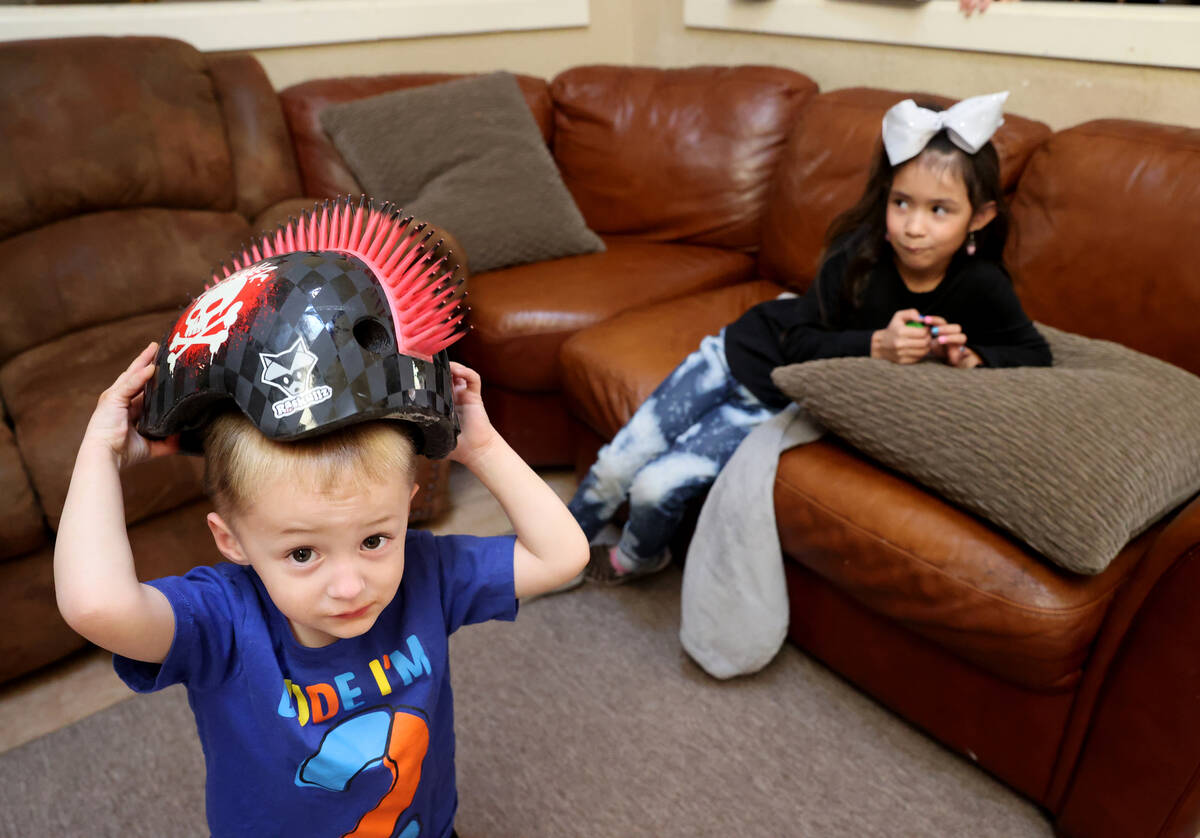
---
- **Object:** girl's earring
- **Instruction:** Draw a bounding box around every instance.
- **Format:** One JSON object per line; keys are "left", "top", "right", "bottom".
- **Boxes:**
{"left": 966, "top": 231, "right": 977, "bottom": 256}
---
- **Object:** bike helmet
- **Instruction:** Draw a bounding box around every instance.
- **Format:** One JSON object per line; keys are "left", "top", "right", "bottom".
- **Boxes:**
{"left": 138, "top": 197, "right": 468, "bottom": 458}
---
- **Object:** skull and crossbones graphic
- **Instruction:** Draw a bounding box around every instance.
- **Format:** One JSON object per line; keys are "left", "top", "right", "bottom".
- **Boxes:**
{"left": 167, "top": 263, "right": 274, "bottom": 372}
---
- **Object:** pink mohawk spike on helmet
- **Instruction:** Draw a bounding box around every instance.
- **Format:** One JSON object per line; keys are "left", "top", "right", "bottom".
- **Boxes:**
{"left": 217, "top": 197, "right": 468, "bottom": 361}
{"left": 139, "top": 196, "right": 470, "bottom": 458}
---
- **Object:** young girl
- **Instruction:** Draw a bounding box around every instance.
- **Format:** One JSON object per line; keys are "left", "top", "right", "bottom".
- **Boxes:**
{"left": 568, "top": 91, "right": 1052, "bottom": 584}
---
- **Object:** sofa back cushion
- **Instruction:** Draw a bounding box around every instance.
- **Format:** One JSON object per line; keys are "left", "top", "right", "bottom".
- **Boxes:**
{"left": 0, "top": 37, "right": 235, "bottom": 241}
{"left": 757, "top": 88, "right": 1051, "bottom": 291}
{"left": 0, "top": 209, "right": 253, "bottom": 364}
{"left": 0, "top": 37, "right": 298, "bottom": 363}
{"left": 280, "top": 73, "right": 556, "bottom": 200}
{"left": 550, "top": 65, "right": 817, "bottom": 250}
{"left": 1007, "top": 119, "right": 1200, "bottom": 376}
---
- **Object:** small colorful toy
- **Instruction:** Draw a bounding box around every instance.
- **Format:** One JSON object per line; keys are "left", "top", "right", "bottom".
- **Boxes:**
{"left": 138, "top": 196, "right": 468, "bottom": 458}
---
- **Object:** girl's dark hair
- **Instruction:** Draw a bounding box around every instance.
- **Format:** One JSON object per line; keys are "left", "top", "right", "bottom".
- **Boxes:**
{"left": 822, "top": 102, "right": 1012, "bottom": 318}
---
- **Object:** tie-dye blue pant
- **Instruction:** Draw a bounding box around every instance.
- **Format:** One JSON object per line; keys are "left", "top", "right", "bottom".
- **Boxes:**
{"left": 567, "top": 330, "right": 777, "bottom": 568}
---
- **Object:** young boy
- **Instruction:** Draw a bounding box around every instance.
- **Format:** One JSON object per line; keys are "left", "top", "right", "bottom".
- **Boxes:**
{"left": 53, "top": 206, "right": 589, "bottom": 837}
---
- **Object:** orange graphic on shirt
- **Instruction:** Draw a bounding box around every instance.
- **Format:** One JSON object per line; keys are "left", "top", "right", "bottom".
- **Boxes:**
{"left": 345, "top": 711, "right": 429, "bottom": 837}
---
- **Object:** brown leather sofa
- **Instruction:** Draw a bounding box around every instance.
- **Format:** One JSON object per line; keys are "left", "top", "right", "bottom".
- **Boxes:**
{"left": 559, "top": 88, "right": 1200, "bottom": 838}
{"left": 288, "top": 68, "right": 1199, "bottom": 837}
{"left": 3, "top": 37, "right": 1196, "bottom": 838}
{"left": 284, "top": 67, "right": 1200, "bottom": 836}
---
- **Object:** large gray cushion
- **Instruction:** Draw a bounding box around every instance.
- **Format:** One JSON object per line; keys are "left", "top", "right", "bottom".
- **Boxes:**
{"left": 771, "top": 324, "right": 1200, "bottom": 575}
{"left": 320, "top": 71, "right": 604, "bottom": 274}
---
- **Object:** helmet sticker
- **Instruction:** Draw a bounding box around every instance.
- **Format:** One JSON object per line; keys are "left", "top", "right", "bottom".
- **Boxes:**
{"left": 167, "top": 261, "right": 276, "bottom": 373}
{"left": 261, "top": 337, "right": 334, "bottom": 419}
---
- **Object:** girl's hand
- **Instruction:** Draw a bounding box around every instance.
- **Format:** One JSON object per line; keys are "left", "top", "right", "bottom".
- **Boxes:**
{"left": 447, "top": 361, "right": 500, "bottom": 466}
{"left": 84, "top": 342, "right": 179, "bottom": 468}
{"left": 923, "top": 316, "right": 967, "bottom": 362}
{"left": 920, "top": 317, "right": 982, "bottom": 368}
{"left": 871, "top": 310, "right": 933, "bottom": 365}
{"left": 950, "top": 346, "right": 984, "bottom": 369}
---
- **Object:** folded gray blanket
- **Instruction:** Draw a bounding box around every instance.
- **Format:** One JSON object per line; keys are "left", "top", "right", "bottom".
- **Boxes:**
{"left": 679, "top": 404, "right": 824, "bottom": 679}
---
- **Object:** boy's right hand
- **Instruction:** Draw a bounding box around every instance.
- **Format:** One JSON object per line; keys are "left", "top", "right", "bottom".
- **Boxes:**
{"left": 871, "top": 310, "right": 933, "bottom": 365}
{"left": 84, "top": 342, "right": 179, "bottom": 468}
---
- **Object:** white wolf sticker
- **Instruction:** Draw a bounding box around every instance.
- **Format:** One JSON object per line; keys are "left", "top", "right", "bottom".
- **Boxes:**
{"left": 260, "top": 337, "right": 334, "bottom": 419}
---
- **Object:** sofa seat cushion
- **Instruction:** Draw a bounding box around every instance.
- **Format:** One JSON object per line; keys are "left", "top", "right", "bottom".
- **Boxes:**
{"left": 774, "top": 438, "right": 1152, "bottom": 691}
{"left": 560, "top": 280, "right": 784, "bottom": 439}
{"left": 0, "top": 311, "right": 206, "bottom": 531}
{"left": 0, "top": 398, "right": 46, "bottom": 560}
{"left": 459, "top": 236, "right": 756, "bottom": 393}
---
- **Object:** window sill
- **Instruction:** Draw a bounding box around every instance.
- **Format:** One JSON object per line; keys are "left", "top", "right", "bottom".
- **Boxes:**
{"left": 0, "top": 0, "right": 589, "bottom": 52}
{"left": 684, "top": 0, "right": 1199, "bottom": 70}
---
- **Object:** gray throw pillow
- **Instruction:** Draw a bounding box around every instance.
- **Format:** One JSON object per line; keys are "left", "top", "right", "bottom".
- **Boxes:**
{"left": 770, "top": 325, "right": 1200, "bottom": 575}
{"left": 320, "top": 71, "right": 604, "bottom": 274}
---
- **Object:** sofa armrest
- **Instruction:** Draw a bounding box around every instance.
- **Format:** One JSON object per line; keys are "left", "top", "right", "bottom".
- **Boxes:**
{"left": 207, "top": 51, "right": 304, "bottom": 221}
{"left": 1054, "top": 494, "right": 1200, "bottom": 838}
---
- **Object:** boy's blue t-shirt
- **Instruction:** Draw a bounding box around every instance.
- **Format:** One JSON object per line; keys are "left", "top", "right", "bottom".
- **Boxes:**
{"left": 114, "top": 529, "right": 517, "bottom": 838}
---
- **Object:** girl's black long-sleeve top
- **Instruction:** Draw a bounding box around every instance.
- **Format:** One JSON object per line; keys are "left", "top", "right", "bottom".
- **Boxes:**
{"left": 724, "top": 248, "right": 1053, "bottom": 408}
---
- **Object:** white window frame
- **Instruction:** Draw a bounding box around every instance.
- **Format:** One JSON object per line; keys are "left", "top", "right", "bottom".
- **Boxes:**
{"left": 684, "top": 0, "right": 1200, "bottom": 71}
{"left": 0, "top": 0, "right": 589, "bottom": 52}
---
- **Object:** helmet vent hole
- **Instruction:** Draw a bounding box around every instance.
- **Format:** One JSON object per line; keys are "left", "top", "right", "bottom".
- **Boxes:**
{"left": 353, "top": 318, "right": 392, "bottom": 355}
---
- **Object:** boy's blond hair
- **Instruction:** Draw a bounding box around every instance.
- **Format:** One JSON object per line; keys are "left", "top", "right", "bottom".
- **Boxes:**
{"left": 203, "top": 411, "right": 418, "bottom": 517}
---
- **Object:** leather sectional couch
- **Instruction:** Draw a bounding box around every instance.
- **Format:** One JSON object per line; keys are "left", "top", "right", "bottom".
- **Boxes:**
{"left": 2, "top": 35, "right": 1197, "bottom": 838}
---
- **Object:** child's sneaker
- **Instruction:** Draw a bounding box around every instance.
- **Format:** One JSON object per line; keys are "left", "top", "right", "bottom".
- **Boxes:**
{"left": 583, "top": 544, "right": 671, "bottom": 585}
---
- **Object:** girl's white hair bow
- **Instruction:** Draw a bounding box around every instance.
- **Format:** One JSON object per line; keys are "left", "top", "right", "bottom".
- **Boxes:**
{"left": 881, "top": 91, "right": 1009, "bottom": 166}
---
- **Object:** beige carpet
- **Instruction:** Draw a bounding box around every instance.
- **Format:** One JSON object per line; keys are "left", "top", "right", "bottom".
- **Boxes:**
{"left": 0, "top": 568, "right": 1053, "bottom": 837}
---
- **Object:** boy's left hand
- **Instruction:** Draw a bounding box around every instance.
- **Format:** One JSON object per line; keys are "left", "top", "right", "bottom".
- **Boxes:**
{"left": 447, "top": 361, "right": 500, "bottom": 466}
